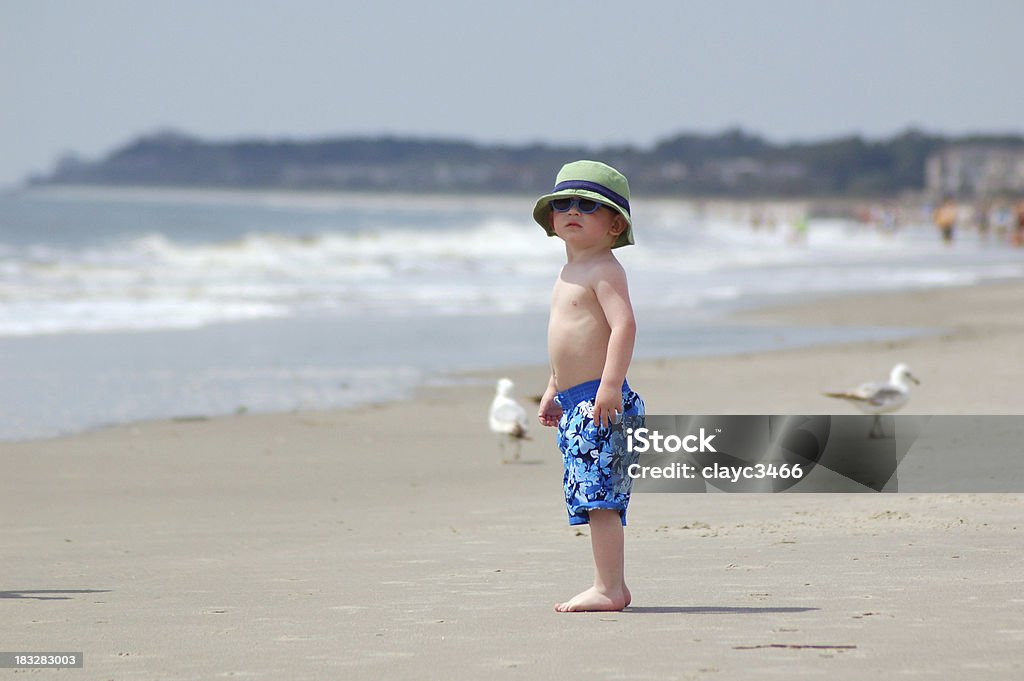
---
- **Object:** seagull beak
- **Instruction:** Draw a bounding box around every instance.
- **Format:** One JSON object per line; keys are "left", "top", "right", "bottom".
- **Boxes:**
{"left": 908, "top": 374, "right": 920, "bottom": 385}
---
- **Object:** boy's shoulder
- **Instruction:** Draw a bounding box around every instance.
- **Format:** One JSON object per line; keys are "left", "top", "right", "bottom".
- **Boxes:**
{"left": 564, "top": 251, "right": 628, "bottom": 287}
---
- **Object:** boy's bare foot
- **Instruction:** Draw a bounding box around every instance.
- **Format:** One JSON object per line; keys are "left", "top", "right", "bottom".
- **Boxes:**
{"left": 554, "top": 585, "right": 628, "bottom": 613}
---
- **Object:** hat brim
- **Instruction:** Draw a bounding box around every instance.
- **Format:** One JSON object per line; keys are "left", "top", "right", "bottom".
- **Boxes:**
{"left": 533, "top": 189, "right": 634, "bottom": 249}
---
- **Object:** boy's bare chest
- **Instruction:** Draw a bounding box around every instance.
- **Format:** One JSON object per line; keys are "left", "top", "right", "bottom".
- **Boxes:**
{"left": 550, "top": 278, "right": 601, "bottom": 320}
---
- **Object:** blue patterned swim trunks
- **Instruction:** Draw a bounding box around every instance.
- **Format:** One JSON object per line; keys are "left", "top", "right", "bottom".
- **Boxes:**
{"left": 555, "top": 379, "right": 645, "bottom": 526}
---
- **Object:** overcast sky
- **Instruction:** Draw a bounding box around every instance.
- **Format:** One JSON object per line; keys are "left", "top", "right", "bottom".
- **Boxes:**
{"left": 2, "top": 0, "right": 1022, "bottom": 187}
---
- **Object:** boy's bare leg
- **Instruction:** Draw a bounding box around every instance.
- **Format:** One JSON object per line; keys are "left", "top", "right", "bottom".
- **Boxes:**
{"left": 554, "top": 509, "right": 631, "bottom": 612}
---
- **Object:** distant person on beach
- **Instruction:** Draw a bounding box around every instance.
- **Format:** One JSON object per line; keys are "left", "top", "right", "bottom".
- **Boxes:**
{"left": 534, "top": 161, "right": 645, "bottom": 613}
{"left": 880, "top": 204, "right": 899, "bottom": 234}
{"left": 788, "top": 213, "right": 809, "bottom": 245}
{"left": 975, "top": 201, "right": 991, "bottom": 241}
{"left": 1014, "top": 199, "right": 1024, "bottom": 248}
{"left": 933, "top": 197, "right": 958, "bottom": 245}
{"left": 990, "top": 201, "right": 1013, "bottom": 243}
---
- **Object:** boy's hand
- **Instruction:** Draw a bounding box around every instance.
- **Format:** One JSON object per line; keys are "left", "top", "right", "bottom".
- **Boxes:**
{"left": 538, "top": 391, "right": 562, "bottom": 427}
{"left": 593, "top": 384, "right": 623, "bottom": 430}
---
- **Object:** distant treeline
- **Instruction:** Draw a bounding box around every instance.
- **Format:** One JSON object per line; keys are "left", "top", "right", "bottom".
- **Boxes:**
{"left": 34, "top": 128, "right": 1024, "bottom": 198}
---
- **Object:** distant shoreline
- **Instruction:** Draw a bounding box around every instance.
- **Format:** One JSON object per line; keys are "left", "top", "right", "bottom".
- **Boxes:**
{"left": 29, "top": 128, "right": 1024, "bottom": 200}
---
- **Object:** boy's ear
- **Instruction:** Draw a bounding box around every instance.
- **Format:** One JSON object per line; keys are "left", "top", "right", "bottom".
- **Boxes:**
{"left": 609, "top": 214, "right": 627, "bottom": 236}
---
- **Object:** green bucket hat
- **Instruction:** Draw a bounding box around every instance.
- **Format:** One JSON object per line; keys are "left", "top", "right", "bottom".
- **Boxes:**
{"left": 533, "top": 160, "right": 633, "bottom": 249}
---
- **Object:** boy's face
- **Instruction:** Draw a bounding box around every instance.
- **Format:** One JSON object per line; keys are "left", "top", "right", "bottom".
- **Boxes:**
{"left": 549, "top": 200, "right": 625, "bottom": 248}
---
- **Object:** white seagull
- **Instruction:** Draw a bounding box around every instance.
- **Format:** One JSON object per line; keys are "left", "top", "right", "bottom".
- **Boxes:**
{"left": 488, "top": 377, "right": 530, "bottom": 462}
{"left": 824, "top": 363, "right": 921, "bottom": 437}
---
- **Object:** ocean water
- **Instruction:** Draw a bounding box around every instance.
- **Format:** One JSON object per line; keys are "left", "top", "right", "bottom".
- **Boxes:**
{"left": 2, "top": 187, "right": 1021, "bottom": 440}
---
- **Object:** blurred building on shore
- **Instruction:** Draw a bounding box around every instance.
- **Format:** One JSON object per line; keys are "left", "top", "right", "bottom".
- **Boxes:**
{"left": 926, "top": 146, "right": 1024, "bottom": 199}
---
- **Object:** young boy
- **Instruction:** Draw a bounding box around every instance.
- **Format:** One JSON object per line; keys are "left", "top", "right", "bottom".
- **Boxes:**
{"left": 534, "top": 160, "right": 645, "bottom": 613}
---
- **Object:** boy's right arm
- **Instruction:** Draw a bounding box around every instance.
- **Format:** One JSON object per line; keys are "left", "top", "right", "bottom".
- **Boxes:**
{"left": 538, "top": 373, "right": 562, "bottom": 427}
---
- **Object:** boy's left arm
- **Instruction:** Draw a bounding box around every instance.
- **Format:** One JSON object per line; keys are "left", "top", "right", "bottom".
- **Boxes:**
{"left": 592, "top": 263, "right": 636, "bottom": 428}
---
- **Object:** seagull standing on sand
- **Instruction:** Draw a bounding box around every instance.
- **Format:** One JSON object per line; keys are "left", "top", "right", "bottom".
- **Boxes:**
{"left": 824, "top": 363, "right": 921, "bottom": 438}
{"left": 488, "top": 377, "right": 530, "bottom": 462}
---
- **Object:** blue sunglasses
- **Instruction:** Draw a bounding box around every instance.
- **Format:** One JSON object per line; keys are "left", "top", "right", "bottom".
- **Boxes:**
{"left": 550, "top": 197, "right": 607, "bottom": 214}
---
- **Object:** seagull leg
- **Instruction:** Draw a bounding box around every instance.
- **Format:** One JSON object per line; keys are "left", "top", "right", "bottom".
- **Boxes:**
{"left": 869, "top": 415, "right": 888, "bottom": 439}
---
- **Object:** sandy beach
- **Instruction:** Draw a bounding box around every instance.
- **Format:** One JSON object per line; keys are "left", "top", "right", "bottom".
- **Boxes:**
{"left": 3, "top": 282, "right": 1023, "bottom": 679}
